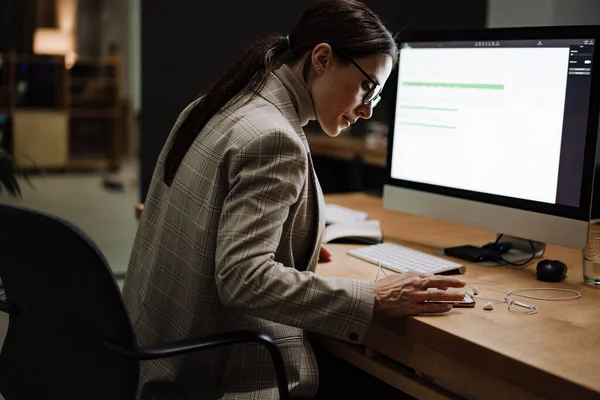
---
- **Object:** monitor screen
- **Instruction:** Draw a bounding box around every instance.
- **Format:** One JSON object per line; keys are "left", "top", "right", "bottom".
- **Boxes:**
{"left": 384, "top": 27, "right": 600, "bottom": 249}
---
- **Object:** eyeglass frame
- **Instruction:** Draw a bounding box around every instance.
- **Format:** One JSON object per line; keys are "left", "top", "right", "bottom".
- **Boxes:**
{"left": 334, "top": 48, "right": 383, "bottom": 108}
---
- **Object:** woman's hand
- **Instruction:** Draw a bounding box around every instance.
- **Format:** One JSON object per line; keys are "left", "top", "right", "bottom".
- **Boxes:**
{"left": 318, "top": 246, "right": 332, "bottom": 263}
{"left": 373, "top": 271, "right": 466, "bottom": 317}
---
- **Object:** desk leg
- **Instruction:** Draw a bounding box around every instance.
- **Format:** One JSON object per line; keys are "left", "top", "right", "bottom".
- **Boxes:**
{"left": 312, "top": 336, "right": 461, "bottom": 400}
{"left": 311, "top": 339, "right": 409, "bottom": 399}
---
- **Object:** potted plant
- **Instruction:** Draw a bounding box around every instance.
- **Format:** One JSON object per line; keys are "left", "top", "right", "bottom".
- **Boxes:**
{"left": 0, "top": 148, "right": 24, "bottom": 198}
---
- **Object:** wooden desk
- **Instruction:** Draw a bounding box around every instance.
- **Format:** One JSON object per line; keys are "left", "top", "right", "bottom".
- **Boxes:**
{"left": 315, "top": 193, "right": 600, "bottom": 400}
{"left": 305, "top": 133, "right": 387, "bottom": 167}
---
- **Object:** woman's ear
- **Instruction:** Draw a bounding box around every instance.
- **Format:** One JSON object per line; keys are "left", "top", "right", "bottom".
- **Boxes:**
{"left": 311, "top": 43, "right": 333, "bottom": 75}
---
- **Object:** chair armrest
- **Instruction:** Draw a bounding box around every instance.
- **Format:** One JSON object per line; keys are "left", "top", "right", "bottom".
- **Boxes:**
{"left": 0, "top": 291, "right": 18, "bottom": 316}
{"left": 104, "top": 330, "right": 290, "bottom": 399}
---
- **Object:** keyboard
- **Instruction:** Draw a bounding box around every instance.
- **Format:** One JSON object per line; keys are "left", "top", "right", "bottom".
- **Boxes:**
{"left": 347, "top": 242, "right": 464, "bottom": 275}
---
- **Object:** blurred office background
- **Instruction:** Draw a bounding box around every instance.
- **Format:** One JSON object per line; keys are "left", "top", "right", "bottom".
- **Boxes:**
{"left": 0, "top": 0, "right": 599, "bottom": 279}
{"left": 0, "top": 0, "right": 139, "bottom": 277}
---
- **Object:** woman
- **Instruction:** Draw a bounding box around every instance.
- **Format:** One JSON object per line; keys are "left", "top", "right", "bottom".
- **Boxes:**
{"left": 123, "top": 0, "right": 466, "bottom": 398}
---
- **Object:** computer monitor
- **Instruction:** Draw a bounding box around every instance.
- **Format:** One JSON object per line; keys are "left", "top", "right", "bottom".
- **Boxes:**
{"left": 384, "top": 26, "right": 600, "bottom": 253}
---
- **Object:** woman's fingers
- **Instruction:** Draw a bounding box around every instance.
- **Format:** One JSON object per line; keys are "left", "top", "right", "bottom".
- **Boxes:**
{"left": 419, "top": 275, "right": 466, "bottom": 290}
{"left": 412, "top": 289, "right": 466, "bottom": 303}
{"left": 318, "top": 246, "right": 332, "bottom": 262}
{"left": 373, "top": 273, "right": 468, "bottom": 318}
{"left": 419, "top": 303, "right": 455, "bottom": 315}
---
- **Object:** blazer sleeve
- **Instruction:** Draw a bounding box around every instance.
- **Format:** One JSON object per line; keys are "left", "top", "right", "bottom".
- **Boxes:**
{"left": 215, "top": 129, "right": 375, "bottom": 344}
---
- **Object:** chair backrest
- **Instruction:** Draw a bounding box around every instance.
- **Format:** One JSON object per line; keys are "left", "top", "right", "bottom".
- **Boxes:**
{"left": 0, "top": 204, "right": 139, "bottom": 399}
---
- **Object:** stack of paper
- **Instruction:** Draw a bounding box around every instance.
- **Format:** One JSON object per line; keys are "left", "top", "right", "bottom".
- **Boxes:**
{"left": 323, "top": 220, "right": 383, "bottom": 244}
{"left": 325, "top": 204, "right": 368, "bottom": 225}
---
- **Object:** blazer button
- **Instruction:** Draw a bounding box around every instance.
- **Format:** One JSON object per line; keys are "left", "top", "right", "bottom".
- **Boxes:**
{"left": 348, "top": 333, "right": 359, "bottom": 342}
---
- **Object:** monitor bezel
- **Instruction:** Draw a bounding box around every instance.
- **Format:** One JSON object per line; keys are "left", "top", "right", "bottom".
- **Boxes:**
{"left": 385, "top": 25, "right": 600, "bottom": 222}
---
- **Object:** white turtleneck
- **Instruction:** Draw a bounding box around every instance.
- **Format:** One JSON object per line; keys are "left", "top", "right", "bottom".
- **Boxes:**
{"left": 272, "top": 64, "right": 317, "bottom": 127}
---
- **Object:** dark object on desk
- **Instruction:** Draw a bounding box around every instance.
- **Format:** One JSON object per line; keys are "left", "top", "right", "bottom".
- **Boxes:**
{"left": 481, "top": 241, "right": 512, "bottom": 253}
{"left": 0, "top": 204, "right": 290, "bottom": 400}
{"left": 327, "top": 237, "right": 383, "bottom": 245}
{"left": 438, "top": 268, "right": 465, "bottom": 276}
{"left": 536, "top": 259, "right": 567, "bottom": 282}
{"left": 444, "top": 244, "right": 499, "bottom": 262}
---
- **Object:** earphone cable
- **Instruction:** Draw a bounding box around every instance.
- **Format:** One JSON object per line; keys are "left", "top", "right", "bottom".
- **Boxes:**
{"left": 488, "top": 234, "right": 536, "bottom": 267}
{"left": 465, "top": 281, "right": 582, "bottom": 314}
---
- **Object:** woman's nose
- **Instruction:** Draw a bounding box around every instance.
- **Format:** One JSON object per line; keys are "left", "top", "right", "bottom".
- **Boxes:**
{"left": 357, "top": 103, "right": 374, "bottom": 119}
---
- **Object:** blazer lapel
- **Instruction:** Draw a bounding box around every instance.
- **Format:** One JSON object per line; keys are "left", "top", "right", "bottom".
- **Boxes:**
{"left": 258, "top": 74, "right": 325, "bottom": 271}
{"left": 305, "top": 152, "right": 326, "bottom": 272}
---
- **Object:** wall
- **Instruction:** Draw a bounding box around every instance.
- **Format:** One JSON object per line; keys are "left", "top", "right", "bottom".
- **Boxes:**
{"left": 140, "top": 0, "right": 311, "bottom": 201}
{"left": 129, "top": 0, "right": 141, "bottom": 114}
{"left": 99, "top": 0, "right": 130, "bottom": 99}
{"left": 486, "top": 0, "right": 555, "bottom": 28}
{"left": 77, "top": 0, "right": 101, "bottom": 57}
{"left": 139, "top": 1, "right": 487, "bottom": 201}
{"left": 0, "top": 0, "right": 36, "bottom": 53}
{"left": 487, "top": 0, "right": 600, "bottom": 27}
{"left": 487, "top": 0, "right": 600, "bottom": 216}
{"left": 76, "top": 0, "right": 132, "bottom": 101}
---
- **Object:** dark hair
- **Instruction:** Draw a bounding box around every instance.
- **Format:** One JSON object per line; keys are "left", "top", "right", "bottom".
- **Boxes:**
{"left": 163, "top": 0, "right": 398, "bottom": 185}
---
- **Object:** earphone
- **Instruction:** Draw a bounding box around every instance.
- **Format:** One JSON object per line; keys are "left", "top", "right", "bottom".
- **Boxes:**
{"left": 465, "top": 282, "right": 582, "bottom": 315}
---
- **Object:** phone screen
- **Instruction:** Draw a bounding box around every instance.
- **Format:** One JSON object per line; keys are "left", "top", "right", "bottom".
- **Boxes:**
{"left": 426, "top": 293, "right": 475, "bottom": 307}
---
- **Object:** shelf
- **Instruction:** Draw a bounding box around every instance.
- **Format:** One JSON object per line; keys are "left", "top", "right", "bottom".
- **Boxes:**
{"left": 12, "top": 110, "right": 69, "bottom": 169}
{"left": 13, "top": 106, "right": 67, "bottom": 112}
{"left": 70, "top": 56, "right": 119, "bottom": 66}
{"left": 68, "top": 158, "right": 117, "bottom": 171}
{"left": 1, "top": 54, "right": 122, "bottom": 171}
{"left": 14, "top": 54, "right": 65, "bottom": 64}
{"left": 69, "top": 77, "right": 117, "bottom": 85}
{"left": 70, "top": 109, "right": 119, "bottom": 118}
{"left": 69, "top": 96, "right": 119, "bottom": 109}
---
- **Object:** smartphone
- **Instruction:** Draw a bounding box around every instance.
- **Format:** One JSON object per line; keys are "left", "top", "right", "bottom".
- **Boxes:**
{"left": 426, "top": 292, "right": 476, "bottom": 308}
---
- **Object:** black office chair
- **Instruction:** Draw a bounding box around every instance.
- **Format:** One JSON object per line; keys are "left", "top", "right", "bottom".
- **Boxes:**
{"left": 0, "top": 204, "right": 290, "bottom": 399}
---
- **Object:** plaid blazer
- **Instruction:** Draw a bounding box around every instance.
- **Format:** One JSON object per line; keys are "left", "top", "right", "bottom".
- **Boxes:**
{"left": 122, "top": 73, "right": 375, "bottom": 399}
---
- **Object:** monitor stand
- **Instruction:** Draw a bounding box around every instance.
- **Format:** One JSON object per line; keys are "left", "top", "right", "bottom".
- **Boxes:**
{"left": 435, "top": 234, "right": 546, "bottom": 266}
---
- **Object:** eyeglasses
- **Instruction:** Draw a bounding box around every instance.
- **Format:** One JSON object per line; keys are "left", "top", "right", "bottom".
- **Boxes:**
{"left": 335, "top": 48, "right": 382, "bottom": 108}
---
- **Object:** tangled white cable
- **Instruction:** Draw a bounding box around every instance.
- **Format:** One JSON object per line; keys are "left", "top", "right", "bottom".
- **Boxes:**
{"left": 373, "top": 261, "right": 388, "bottom": 282}
{"left": 466, "top": 282, "right": 582, "bottom": 315}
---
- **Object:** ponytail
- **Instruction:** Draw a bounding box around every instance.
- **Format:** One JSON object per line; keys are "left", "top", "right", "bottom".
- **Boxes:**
{"left": 163, "top": 0, "right": 397, "bottom": 186}
{"left": 163, "top": 35, "right": 289, "bottom": 185}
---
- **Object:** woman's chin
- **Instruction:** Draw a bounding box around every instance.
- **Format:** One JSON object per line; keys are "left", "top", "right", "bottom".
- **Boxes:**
{"left": 318, "top": 122, "right": 342, "bottom": 137}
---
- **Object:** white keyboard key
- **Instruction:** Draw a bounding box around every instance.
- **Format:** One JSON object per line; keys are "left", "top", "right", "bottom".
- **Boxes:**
{"left": 347, "top": 242, "right": 464, "bottom": 275}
